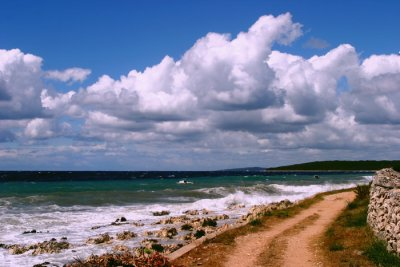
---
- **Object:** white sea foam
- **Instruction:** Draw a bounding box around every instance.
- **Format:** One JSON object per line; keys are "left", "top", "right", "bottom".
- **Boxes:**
{"left": 362, "top": 175, "right": 374, "bottom": 182}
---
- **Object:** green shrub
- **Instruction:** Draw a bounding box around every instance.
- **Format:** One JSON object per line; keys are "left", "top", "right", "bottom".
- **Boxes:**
{"left": 264, "top": 211, "right": 273, "bottom": 216}
{"left": 364, "top": 240, "right": 400, "bottom": 267}
{"left": 329, "top": 243, "right": 344, "bottom": 251}
{"left": 353, "top": 184, "right": 370, "bottom": 200}
{"left": 326, "top": 227, "right": 334, "bottom": 238}
{"left": 151, "top": 243, "right": 164, "bottom": 252}
{"left": 194, "top": 230, "right": 205, "bottom": 239}
{"left": 201, "top": 218, "right": 217, "bottom": 227}
{"left": 347, "top": 201, "right": 358, "bottom": 210}
{"left": 180, "top": 224, "right": 193, "bottom": 231}
{"left": 249, "top": 219, "right": 262, "bottom": 226}
{"left": 275, "top": 210, "right": 290, "bottom": 218}
{"left": 263, "top": 209, "right": 291, "bottom": 218}
{"left": 344, "top": 207, "right": 368, "bottom": 227}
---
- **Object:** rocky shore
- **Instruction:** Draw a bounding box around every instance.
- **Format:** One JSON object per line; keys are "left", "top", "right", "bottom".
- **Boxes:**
{"left": 0, "top": 200, "right": 293, "bottom": 266}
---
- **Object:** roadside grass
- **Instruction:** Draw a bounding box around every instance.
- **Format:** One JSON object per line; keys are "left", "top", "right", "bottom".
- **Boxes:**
{"left": 172, "top": 188, "right": 351, "bottom": 267}
{"left": 322, "top": 184, "right": 400, "bottom": 267}
{"left": 364, "top": 240, "right": 400, "bottom": 267}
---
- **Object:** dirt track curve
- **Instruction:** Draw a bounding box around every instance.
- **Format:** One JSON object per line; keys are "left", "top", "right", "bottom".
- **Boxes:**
{"left": 223, "top": 191, "right": 355, "bottom": 267}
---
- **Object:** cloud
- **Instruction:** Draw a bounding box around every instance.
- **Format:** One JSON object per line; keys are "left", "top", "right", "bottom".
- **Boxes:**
{"left": 23, "top": 118, "right": 71, "bottom": 139}
{"left": 45, "top": 67, "right": 91, "bottom": 83}
{"left": 341, "top": 53, "right": 400, "bottom": 124}
{"left": 66, "top": 13, "right": 302, "bottom": 141}
{"left": 0, "top": 49, "right": 45, "bottom": 120}
{"left": 303, "top": 37, "right": 330, "bottom": 49}
{"left": 1, "top": 13, "right": 400, "bottom": 170}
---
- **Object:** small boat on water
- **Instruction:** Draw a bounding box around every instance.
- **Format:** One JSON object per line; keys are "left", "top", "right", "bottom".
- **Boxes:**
{"left": 177, "top": 180, "right": 193, "bottom": 184}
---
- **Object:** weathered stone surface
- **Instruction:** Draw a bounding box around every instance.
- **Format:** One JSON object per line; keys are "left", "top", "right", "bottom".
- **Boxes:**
{"left": 152, "top": 210, "right": 170, "bottom": 216}
{"left": 86, "top": 233, "right": 113, "bottom": 244}
{"left": 112, "top": 244, "right": 130, "bottom": 252}
{"left": 372, "top": 168, "right": 400, "bottom": 188}
{"left": 238, "top": 199, "right": 293, "bottom": 223}
{"left": 116, "top": 230, "right": 136, "bottom": 240}
{"left": 154, "top": 227, "right": 178, "bottom": 238}
{"left": 140, "top": 238, "right": 159, "bottom": 248}
{"left": 368, "top": 168, "right": 400, "bottom": 255}
{"left": 8, "top": 244, "right": 29, "bottom": 255}
{"left": 5, "top": 238, "right": 70, "bottom": 255}
{"left": 31, "top": 239, "right": 70, "bottom": 255}
{"left": 163, "top": 243, "right": 183, "bottom": 254}
{"left": 183, "top": 209, "right": 199, "bottom": 216}
{"left": 115, "top": 216, "right": 127, "bottom": 222}
{"left": 131, "top": 221, "right": 144, "bottom": 227}
{"left": 22, "top": 229, "right": 37, "bottom": 234}
{"left": 153, "top": 215, "right": 189, "bottom": 225}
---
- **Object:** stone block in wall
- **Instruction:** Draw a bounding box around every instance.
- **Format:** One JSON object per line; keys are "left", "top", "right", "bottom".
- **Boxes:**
{"left": 373, "top": 168, "right": 400, "bottom": 188}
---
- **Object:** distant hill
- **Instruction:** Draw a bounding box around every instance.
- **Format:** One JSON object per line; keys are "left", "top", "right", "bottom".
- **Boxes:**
{"left": 267, "top": 160, "right": 400, "bottom": 171}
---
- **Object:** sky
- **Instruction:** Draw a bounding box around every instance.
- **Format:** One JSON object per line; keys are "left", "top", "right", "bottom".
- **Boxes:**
{"left": 0, "top": 0, "right": 399, "bottom": 170}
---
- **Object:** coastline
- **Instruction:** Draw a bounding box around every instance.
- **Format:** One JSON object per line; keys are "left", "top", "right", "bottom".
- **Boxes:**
{"left": 0, "top": 173, "right": 372, "bottom": 267}
{"left": 171, "top": 188, "right": 355, "bottom": 267}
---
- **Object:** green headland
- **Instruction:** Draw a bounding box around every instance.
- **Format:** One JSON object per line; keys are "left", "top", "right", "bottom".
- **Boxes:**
{"left": 267, "top": 160, "right": 400, "bottom": 172}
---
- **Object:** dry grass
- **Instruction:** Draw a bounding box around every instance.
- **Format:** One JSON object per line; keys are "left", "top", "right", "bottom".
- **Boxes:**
{"left": 321, "top": 185, "right": 400, "bottom": 267}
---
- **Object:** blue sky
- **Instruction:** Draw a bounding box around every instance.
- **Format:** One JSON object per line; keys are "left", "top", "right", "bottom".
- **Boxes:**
{"left": 2, "top": 1, "right": 399, "bottom": 80}
{"left": 0, "top": 1, "right": 400, "bottom": 170}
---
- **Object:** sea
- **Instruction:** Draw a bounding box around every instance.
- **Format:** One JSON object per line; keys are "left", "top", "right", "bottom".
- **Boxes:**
{"left": 0, "top": 171, "right": 373, "bottom": 267}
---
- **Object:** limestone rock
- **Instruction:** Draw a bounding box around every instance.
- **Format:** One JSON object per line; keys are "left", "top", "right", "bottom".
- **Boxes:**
{"left": 152, "top": 210, "right": 170, "bottom": 216}
{"left": 86, "top": 233, "right": 113, "bottom": 244}
{"left": 116, "top": 230, "right": 136, "bottom": 240}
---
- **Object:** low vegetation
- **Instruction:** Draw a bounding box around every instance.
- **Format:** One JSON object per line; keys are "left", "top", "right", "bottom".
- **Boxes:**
{"left": 180, "top": 223, "right": 193, "bottom": 231}
{"left": 194, "top": 229, "right": 205, "bottom": 239}
{"left": 322, "top": 184, "right": 400, "bottom": 267}
{"left": 66, "top": 250, "right": 180, "bottom": 267}
{"left": 268, "top": 160, "right": 400, "bottom": 171}
{"left": 201, "top": 218, "right": 217, "bottom": 227}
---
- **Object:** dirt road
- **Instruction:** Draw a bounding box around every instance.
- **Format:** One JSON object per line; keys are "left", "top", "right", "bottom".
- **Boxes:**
{"left": 223, "top": 191, "right": 355, "bottom": 267}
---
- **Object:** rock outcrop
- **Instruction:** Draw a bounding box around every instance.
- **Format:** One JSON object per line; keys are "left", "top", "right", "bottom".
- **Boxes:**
{"left": 239, "top": 199, "right": 293, "bottom": 223}
{"left": 4, "top": 238, "right": 70, "bottom": 255}
{"left": 368, "top": 168, "right": 400, "bottom": 254}
{"left": 116, "top": 230, "right": 136, "bottom": 240}
{"left": 86, "top": 233, "right": 113, "bottom": 244}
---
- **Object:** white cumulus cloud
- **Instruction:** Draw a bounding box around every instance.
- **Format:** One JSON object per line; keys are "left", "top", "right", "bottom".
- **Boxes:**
{"left": 45, "top": 67, "right": 91, "bottom": 83}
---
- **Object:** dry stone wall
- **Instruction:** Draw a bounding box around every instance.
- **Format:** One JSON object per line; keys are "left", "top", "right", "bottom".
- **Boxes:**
{"left": 368, "top": 168, "right": 400, "bottom": 254}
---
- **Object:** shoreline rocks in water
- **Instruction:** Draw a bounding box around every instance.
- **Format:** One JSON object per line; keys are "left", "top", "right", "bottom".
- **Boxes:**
{"left": 155, "top": 227, "right": 178, "bottom": 239}
{"left": 116, "top": 230, "right": 136, "bottom": 240}
{"left": 91, "top": 218, "right": 144, "bottom": 230}
{"left": 86, "top": 233, "right": 113, "bottom": 244}
{"left": 31, "top": 239, "right": 70, "bottom": 256}
{"left": 2, "top": 198, "right": 296, "bottom": 266}
{"left": 239, "top": 199, "right": 293, "bottom": 223}
{"left": 152, "top": 210, "right": 170, "bottom": 216}
{"left": 4, "top": 238, "right": 70, "bottom": 255}
{"left": 22, "top": 229, "right": 37, "bottom": 234}
{"left": 183, "top": 209, "right": 210, "bottom": 216}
